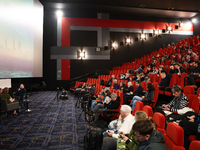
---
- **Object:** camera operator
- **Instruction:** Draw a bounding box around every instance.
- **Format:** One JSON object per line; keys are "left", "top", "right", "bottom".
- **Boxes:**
{"left": 60, "top": 88, "right": 68, "bottom": 100}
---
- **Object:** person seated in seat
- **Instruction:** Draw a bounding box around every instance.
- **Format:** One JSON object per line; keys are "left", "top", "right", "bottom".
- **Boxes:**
{"left": 187, "top": 61, "right": 200, "bottom": 89}
{"left": 145, "top": 65, "right": 152, "bottom": 75}
{"left": 101, "top": 105, "right": 135, "bottom": 150}
{"left": 118, "top": 111, "right": 156, "bottom": 150}
{"left": 181, "top": 56, "right": 187, "bottom": 65}
{"left": 179, "top": 93, "right": 200, "bottom": 150}
{"left": 188, "top": 49, "right": 197, "bottom": 57}
{"left": 134, "top": 64, "right": 144, "bottom": 74}
{"left": 119, "top": 72, "right": 125, "bottom": 80}
{"left": 143, "top": 75, "right": 151, "bottom": 83}
{"left": 158, "top": 71, "right": 169, "bottom": 90}
{"left": 158, "top": 65, "right": 167, "bottom": 75}
{"left": 106, "top": 75, "right": 115, "bottom": 87}
{"left": 119, "top": 82, "right": 127, "bottom": 93}
{"left": 131, "top": 119, "right": 168, "bottom": 150}
{"left": 91, "top": 88, "right": 106, "bottom": 110}
{"left": 112, "top": 79, "right": 119, "bottom": 90}
{"left": 152, "top": 66, "right": 159, "bottom": 75}
{"left": 155, "top": 85, "right": 189, "bottom": 116}
{"left": 0, "top": 87, "right": 18, "bottom": 115}
{"left": 124, "top": 74, "right": 130, "bottom": 81}
{"left": 139, "top": 73, "right": 145, "bottom": 82}
{"left": 186, "top": 55, "right": 193, "bottom": 64}
{"left": 92, "top": 93, "right": 120, "bottom": 122}
{"left": 123, "top": 80, "right": 143, "bottom": 105}
{"left": 130, "top": 83, "right": 154, "bottom": 111}
{"left": 132, "top": 74, "right": 137, "bottom": 81}
{"left": 174, "top": 62, "right": 185, "bottom": 76}
{"left": 16, "top": 84, "right": 26, "bottom": 101}
{"left": 60, "top": 89, "right": 68, "bottom": 100}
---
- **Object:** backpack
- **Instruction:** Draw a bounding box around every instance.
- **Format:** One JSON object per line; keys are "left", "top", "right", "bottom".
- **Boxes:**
{"left": 84, "top": 126, "right": 103, "bottom": 150}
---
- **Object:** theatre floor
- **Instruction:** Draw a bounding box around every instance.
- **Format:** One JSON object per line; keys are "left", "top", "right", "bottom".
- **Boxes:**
{"left": 0, "top": 91, "right": 87, "bottom": 150}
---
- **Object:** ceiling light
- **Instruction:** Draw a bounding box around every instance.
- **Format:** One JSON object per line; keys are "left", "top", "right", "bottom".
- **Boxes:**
{"left": 167, "top": 26, "right": 172, "bottom": 31}
{"left": 77, "top": 50, "right": 85, "bottom": 59}
{"left": 141, "top": 34, "right": 146, "bottom": 39}
{"left": 154, "top": 29, "right": 159, "bottom": 35}
{"left": 111, "top": 42, "right": 118, "bottom": 49}
{"left": 180, "top": 22, "right": 184, "bottom": 27}
{"left": 125, "top": 37, "right": 131, "bottom": 44}
{"left": 56, "top": 10, "right": 63, "bottom": 17}
{"left": 192, "top": 18, "right": 197, "bottom": 23}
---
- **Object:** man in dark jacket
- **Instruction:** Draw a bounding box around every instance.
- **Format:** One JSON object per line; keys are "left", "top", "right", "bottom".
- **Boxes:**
{"left": 132, "top": 120, "right": 168, "bottom": 150}
{"left": 16, "top": 84, "right": 26, "bottom": 100}
{"left": 93, "top": 93, "right": 120, "bottom": 121}
{"left": 187, "top": 61, "right": 200, "bottom": 88}
{"left": 158, "top": 71, "right": 169, "bottom": 90}
{"left": 123, "top": 80, "right": 143, "bottom": 105}
{"left": 132, "top": 119, "right": 168, "bottom": 150}
{"left": 174, "top": 62, "right": 185, "bottom": 76}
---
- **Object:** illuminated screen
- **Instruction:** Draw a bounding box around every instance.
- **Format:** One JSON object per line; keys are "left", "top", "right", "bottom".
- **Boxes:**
{"left": 0, "top": 0, "right": 43, "bottom": 78}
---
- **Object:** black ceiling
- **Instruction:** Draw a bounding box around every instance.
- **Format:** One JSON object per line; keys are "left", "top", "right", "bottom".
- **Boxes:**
{"left": 39, "top": 0, "right": 200, "bottom": 18}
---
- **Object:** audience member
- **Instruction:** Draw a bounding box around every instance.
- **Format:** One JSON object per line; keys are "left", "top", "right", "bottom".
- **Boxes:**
{"left": 123, "top": 80, "right": 143, "bottom": 105}
{"left": 60, "top": 89, "right": 68, "bottom": 100}
{"left": 123, "top": 81, "right": 133, "bottom": 94}
{"left": 130, "top": 83, "right": 154, "bottom": 111}
{"left": 155, "top": 85, "right": 189, "bottom": 116}
{"left": 0, "top": 87, "right": 18, "bottom": 115}
{"left": 158, "top": 65, "right": 167, "bottom": 75}
{"left": 101, "top": 105, "right": 135, "bottom": 150}
{"left": 145, "top": 65, "right": 152, "bottom": 75}
{"left": 106, "top": 75, "right": 115, "bottom": 87}
{"left": 112, "top": 79, "right": 119, "bottom": 90}
{"left": 132, "top": 119, "right": 168, "bottom": 150}
{"left": 187, "top": 61, "right": 200, "bottom": 88}
{"left": 119, "top": 73, "right": 125, "bottom": 80}
{"left": 91, "top": 88, "right": 106, "bottom": 110}
{"left": 152, "top": 66, "right": 159, "bottom": 75}
{"left": 92, "top": 93, "right": 120, "bottom": 122}
{"left": 186, "top": 55, "right": 193, "bottom": 63}
{"left": 144, "top": 75, "right": 151, "bottom": 83}
{"left": 135, "top": 64, "right": 144, "bottom": 74}
{"left": 0, "top": 88, "right": 2, "bottom": 95}
{"left": 174, "top": 62, "right": 185, "bottom": 76}
{"left": 179, "top": 93, "right": 200, "bottom": 150}
{"left": 118, "top": 111, "right": 148, "bottom": 150}
{"left": 16, "top": 84, "right": 26, "bottom": 100}
{"left": 119, "top": 82, "right": 127, "bottom": 93}
{"left": 139, "top": 73, "right": 145, "bottom": 82}
{"left": 124, "top": 74, "right": 130, "bottom": 81}
{"left": 158, "top": 71, "right": 169, "bottom": 89}
{"left": 181, "top": 56, "right": 187, "bottom": 65}
{"left": 188, "top": 49, "right": 197, "bottom": 57}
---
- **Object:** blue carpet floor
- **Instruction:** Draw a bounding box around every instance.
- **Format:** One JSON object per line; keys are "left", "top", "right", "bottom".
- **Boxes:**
{"left": 0, "top": 91, "right": 88, "bottom": 150}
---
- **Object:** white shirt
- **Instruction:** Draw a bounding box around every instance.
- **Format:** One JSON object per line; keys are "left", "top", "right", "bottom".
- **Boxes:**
{"left": 111, "top": 114, "right": 135, "bottom": 139}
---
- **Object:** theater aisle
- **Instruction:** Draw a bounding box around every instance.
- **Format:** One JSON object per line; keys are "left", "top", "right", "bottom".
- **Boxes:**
{"left": 0, "top": 91, "right": 87, "bottom": 150}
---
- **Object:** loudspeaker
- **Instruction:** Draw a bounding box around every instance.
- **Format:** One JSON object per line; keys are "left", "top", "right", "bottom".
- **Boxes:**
{"left": 175, "top": 25, "right": 179, "bottom": 29}
{"left": 162, "top": 29, "right": 166, "bottom": 33}
{"left": 120, "top": 42, "right": 124, "bottom": 46}
{"left": 135, "top": 37, "right": 138, "bottom": 41}
{"left": 149, "top": 33, "right": 153, "bottom": 37}
{"left": 104, "top": 46, "right": 109, "bottom": 50}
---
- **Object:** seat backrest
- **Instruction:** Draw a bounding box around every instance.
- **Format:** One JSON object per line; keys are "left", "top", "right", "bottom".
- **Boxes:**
{"left": 165, "top": 123, "right": 184, "bottom": 150}
{"left": 132, "top": 101, "right": 143, "bottom": 115}
{"left": 197, "top": 87, "right": 200, "bottom": 96}
{"left": 1, "top": 99, "right": 7, "bottom": 111}
{"left": 143, "top": 105, "right": 153, "bottom": 117}
{"left": 153, "top": 112, "right": 166, "bottom": 135}
{"left": 188, "top": 95, "right": 199, "bottom": 113}
{"left": 183, "top": 86, "right": 194, "bottom": 95}
{"left": 189, "top": 140, "right": 200, "bottom": 150}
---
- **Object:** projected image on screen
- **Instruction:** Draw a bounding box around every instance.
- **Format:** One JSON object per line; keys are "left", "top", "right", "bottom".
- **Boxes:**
{"left": 0, "top": 0, "right": 43, "bottom": 78}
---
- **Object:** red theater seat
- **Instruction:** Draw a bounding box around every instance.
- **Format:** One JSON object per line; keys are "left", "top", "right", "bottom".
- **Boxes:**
{"left": 189, "top": 140, "right": 200, "bottom": 150}
{"left": 143, "top": 105, "right": 153, "bottom": 117}
{"left": 132, "top": 101, "right": 143, "bottom": 116}
{"left": 153, "top": 112, "right": 166, "bottom": 135}
{"left": 165, "top": 123, "right": 185, "bottom": 150}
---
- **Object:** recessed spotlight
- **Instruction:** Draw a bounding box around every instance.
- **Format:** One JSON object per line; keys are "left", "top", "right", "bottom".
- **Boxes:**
{"left": 192, "top": 18, "right": 197, "bottom": 23}
{"left": 141, "top": 34, "right": 146, "bottom": 39}
{"left": 56, "top": 10, "right": 63, "bottom": 17}
{"left": 112, "top": 42, "right": 118, "bottom": 49}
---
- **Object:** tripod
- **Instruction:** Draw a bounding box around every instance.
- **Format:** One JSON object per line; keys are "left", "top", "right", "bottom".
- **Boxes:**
{"left": 54, "top": 88, "right": 60, "bottom": 101}
{"left": 75, "top": 91, "right": 81, "bottom": 108}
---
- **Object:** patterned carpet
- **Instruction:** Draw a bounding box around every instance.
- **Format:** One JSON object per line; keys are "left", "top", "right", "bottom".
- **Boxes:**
{"left": 0, "top": 91, "right": 88, "bottom": 150}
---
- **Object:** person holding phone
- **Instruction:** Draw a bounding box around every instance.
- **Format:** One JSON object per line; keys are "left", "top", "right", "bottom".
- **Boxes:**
{"left": 16, "top": 84, "right": 26, "bottom": 100}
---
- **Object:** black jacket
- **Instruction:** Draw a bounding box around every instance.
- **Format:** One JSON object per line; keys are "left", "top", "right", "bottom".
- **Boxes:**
{"left": 104, "top": 96, "right": 120, "bottom": 109}
{"left": 159, "top": 77, "right": 169, "bottom": 87}
{"left": 124, "top": 86, "right": 133, "bottom": 93}
{"left": 133, "top": 86, "right": 143, "bottom": 96}
{"left": 187, "top": 66, "right": 200, "bottom": 74}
